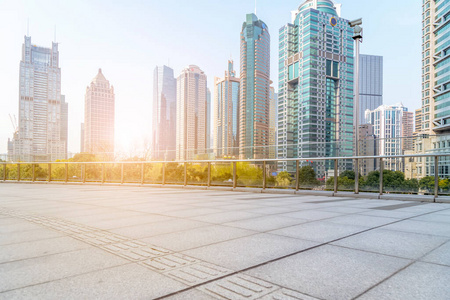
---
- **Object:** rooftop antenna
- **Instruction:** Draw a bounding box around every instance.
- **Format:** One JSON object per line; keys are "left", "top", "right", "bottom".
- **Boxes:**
{"left": 27, "top": 18, "right": 29, "bottom": 36}
{"left": 54, "top": 25, "right": 56, "bottom": 42}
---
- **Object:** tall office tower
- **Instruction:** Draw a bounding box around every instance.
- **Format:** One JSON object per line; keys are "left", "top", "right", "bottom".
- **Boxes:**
{"left": 214, "top": 61, "right": 240, "bottom": 158}
{"left": 80, "top": 123, "right": 85, "bottom": 153}
{"left": 176, "top": 65, "right": 208, "bottom": 161}
{"left": 421, "top": 0, "right": 450, "bottom": 133}
{"left": 12, "top": 36, "right": 66, "bottom": 162}
{"left": 359, "top": 54, "right": 383, "bottom": 124}
{"left": 239, "top": 13, "right": 271, "bottom": 159}
{"left": 84, "top": 69, "right": 115, "bottom": 157}
{"left": 152, "top": 66, "right": 176, "bottom": 160}
{"left": 358, "top": 124, "right": 378, "bottom": 176}
{"left": 278, "top": 0, "right": 354, "bottom": 175}
{"left": 365, "top": 103, "right": 413, "bottom": 171}
{"left": 269, "top": 87, "right": 278, "bottom": 159}
{"left": 60, "top": 95, "right": 69, "bottom": 158}
{"left": 207, "top": 88, "right": 212, "bottom": 153}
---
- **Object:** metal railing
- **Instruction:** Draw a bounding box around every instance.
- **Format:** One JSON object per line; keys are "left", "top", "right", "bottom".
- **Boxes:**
{"left": 1, "top": 153, "right": 450, "bottom": 201}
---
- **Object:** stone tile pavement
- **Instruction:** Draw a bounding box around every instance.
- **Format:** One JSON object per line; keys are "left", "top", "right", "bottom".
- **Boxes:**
{"left": 0, "top": 183, "right": 449, "bottom": 299}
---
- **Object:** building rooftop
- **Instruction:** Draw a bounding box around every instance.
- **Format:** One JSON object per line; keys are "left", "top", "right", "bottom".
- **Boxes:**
{"left": 0, "top": 183, "right": 449, "bottom": 299}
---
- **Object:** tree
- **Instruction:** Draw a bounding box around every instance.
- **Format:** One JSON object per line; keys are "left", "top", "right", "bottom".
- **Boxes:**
{"left": 276, "top": 171, "right": 292, "bottom": 187}
{"left": 419, "top": 176, "right": 435, "bottom": 193}
{"left": 298, "top": 166, "right": 319, "bottom": 187}
{"left": 340, "top": 170, "right": 356, "bottom": 180}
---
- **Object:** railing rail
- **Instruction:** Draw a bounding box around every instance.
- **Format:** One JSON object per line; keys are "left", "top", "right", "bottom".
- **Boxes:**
{"left": 2, "top": 153, "right": 450, "bottom": 202}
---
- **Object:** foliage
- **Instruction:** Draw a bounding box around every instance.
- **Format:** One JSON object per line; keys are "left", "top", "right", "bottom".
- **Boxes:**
{"left": 298, "top": 166, "right": 320, "bottom": 187}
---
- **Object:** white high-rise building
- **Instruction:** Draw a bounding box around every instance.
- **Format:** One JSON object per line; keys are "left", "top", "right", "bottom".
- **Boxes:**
{"left": 10, "top": 36, "right": 66, "bottom": 162}
{"left": 176, "top": 65, "right": 208, "bottom": 161}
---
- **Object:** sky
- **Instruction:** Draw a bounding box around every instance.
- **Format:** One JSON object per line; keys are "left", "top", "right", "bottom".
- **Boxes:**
{"left": 0, "top": 0, "right": 422, "bottom": 155}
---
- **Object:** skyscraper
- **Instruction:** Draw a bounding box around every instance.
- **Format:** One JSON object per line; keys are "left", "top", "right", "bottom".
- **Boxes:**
{"left": 214, "top": 61, "right": 240, "bottom": 158}
{"left": 84, "top": 69, "right": 115, "bottom": 157}
{"left": 176, "top": 65, "right": 208, "bottom": 161}
{"left": 359, "top": 54, "right": 383, "bottom": 125}
{"left": 278, "top": 0, "right": 354, "bottom": 175}
{"left": 80, "top": 123, "right": 85, "bottom": 153}
{"left": 207, "top": 88, "right": 212, "bottom": 152}
{"left": 239, "top": 13, "right": 271, "bottom": 159}
{"left": 11, "top": 36, "right": 66, "bottom": 162}
{"left": 269, "top": 87, "right": 278, "bottom": 159}
{"left": 60, "top": 95, "right": 69, "bottom": 158}
{"left": 152, "top": 66, "right": 176, "bottom": 160}
{"left": 365, "top": 103, "right": 413, "bottom": 171}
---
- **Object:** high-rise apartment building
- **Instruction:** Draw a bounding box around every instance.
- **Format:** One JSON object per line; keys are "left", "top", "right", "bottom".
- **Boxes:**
{"left": 269, "top": 87, "right": 278, "bottom": 159}
{"left": 84, "top": 69, "right": 115, "bottom": 157}
{"left": 278, "top": 0, "right": 354, "bottom": 175}
{"left": 415, "top": 108, "right": 422, "bottom": 134}
{"left": 207, "top": 88, "right": 212, "bottom": 152}
{"left": 365, "top": 103, "right": 413, "bottom": 171}
{"left": 359, "top": 54, "right": 383, "bottom": 124}
{"left": 152, "top": 66, "right": 176, "bottom": 160}
{"left": 239, "top": 13, "right": 271, "bottom": 159}
{"left": 10, "top": 36, "right": 66, "bottom": 162}
{"left": 214, "top": 61, "right": 240, "bottom": 158}
{"left": 176, "top": 65, "right": 208, "bottom": 161}
{"left": 80, "top": 123, "right": 85, "bottom": 153}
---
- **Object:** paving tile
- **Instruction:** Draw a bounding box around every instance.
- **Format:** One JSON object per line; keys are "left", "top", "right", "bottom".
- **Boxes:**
{"left": 332, "top": 228, "right": 448, "bottom": 259}
{"left": 382, "top": 219, "right": 450, "bottom": 237}
{"left": 0, "top": 222, "right": 44, "bottom": 234}
{"left": 88, "top": 214, "right": 175, "bottom": 229}
{"left": 0, "top": 236, "right": 90, "bottom": 264}
{"left": 325, "top": 214, "right": 398, "bottom": 227}
{"left": 270, "top": 221, "right": 369, "bottom": 243}
{"left": 421, "top": 241, "right": 450, "bottom": 266}
{"left": 162, "top": 289, "right": 216, "bottom": 300}
{"left": 183, "top": 233, "right": 318, "bottom": 270}
{"left": 357, "top": 262, "right": 450, "bottom": 300}
{"left": 317, "top": 206, "right": 370, "bottom": 214}
{"left": 245, "top": 206, "right": 298, "bottom": 215}
{"left": 279, "top": 210, "right": 343, "bottom": 221}
{"left": 0, "top": 263, "right": 188, "bottom": 300}
{"left": 142, "top": 225, "right": 256, "bottom": 252}
{"left": 191, "top": 211, "right": 263, "bottom": 224}
{"left": 110, "top": 219, "right": 210, "bottom": 239}
{"left": 245, "top": 245, "right": 411, "bottom": 300}
{"left": 358, "top": 209, "right": 422, "bottom": 219}
{"left": 161, "top": 207, "right": 225, "bottom": 218}
{"left": 411, "top": 213, "right": 450, "bottom": 224}
{"left": 0, "top": 228, "right": 63, "bottom": 246}
{"left": 224, "top": 215, "right": 309, "bottom": 232}
{"left": 0, "top": 248, "right": 128, "bottom": 292}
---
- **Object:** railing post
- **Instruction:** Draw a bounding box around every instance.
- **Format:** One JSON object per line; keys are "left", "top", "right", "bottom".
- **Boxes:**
{"left": 141, "top": 163, "right": 145, "bottom": 185}
{"left": 354, "top": 158, "right": 359, "bottom": 194}
{"left": 233, "top": 162, "right": 237, "bottom": 189}
{"left": 296, "top": 160, "right": 300, "bottom": 191}
{"left": 435, "top": 155, "right": 439, "bottom": 200}
{"left": 17, "top": 163, "right": 20, "bottom": 182}
{"left": 162, "top": 163, "right": 166, "bottom": 185}
{"left": 207, "top": 162, "right": 211, "bottom": 187}
{"left": 262, "top": 161, "right": 266, "bottom": 190}
{"left": 101, "top": 163, "right": 105, "bottom": 184}
{"left": 83, "top": 163, "right": 86, "bottom": 183}
{"left": 65, "top": 163, "right": 68, "bottom": 183}
{"left": 121, "top": 163, "right": 124, "bottom": 184}
{"left": 379, "top": 158, "right": 384, "bottom": 196}
{"left": 184, "top": 162, "right": 187, "bottom": 186}
{"left": 48, "top": 163, "right": 52, "bottom": 182}
{"left": 2, "top": 164, "right": 6, "bottom": 181}
{"left": 32, "top": 164, "right": 35, "bottom": 182}
{"left": 334, "top": 159, "right": 338, "bottom": 194}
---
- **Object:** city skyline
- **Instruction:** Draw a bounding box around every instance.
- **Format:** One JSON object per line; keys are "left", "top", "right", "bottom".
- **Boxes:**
{"left": 0, "top": 0, "right": 422, "bottom": 155}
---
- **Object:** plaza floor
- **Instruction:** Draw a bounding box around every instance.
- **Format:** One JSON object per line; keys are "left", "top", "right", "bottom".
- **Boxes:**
{"left": 0, "top": 183, "right": 449, "bottom": 299}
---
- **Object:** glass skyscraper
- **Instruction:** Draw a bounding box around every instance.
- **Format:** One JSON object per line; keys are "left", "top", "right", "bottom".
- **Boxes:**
{"left": 239, "top": 13, "right": 271, "bottom": 159}
{"left": 214, "top": 60, "right": 240, "bottom": 158}
{"left": 152, "top": 65, "right": 176, "bottom": 160}
{"left": 277, "top": 0, "right": 354, "bottom": 175}
{"left": 10, "top": 36, "right": 66, "bottom": 162}
{"left": 359, "top": 54, "right": 383, "bottom": 125}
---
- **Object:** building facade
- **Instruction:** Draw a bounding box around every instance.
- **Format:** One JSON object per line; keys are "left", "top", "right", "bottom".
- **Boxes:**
{"left": 239, "top": 13, "right": 271, "bottom": 159}
{"left": 359, "top": 54, "right": 383, "bottom": 125}
{"left": 10, "top": 36, "right": 66, "bottom": 162}
{"left": 84, "top": 69, "right": 115, "bottom": 157}
{"left": 152, "top": 65, "right": 177, "bottom": 160}
{"left": 277, "top": 0, "right": 354, "bottom": 175}
{"left": 358, "top": 124, "right": 378, "bottom": 176}
{"left": 269, "top": 87, "right": 278, "bottom": 159}
{"left": 365, "top": 103, "right": 414, "bottom": 171}
{"left": 60, "top": 95, "right": 68, "bottom": 158}
{"left": 176, "top": 65, "right": 208, "bottom": 161}
{"left": 214, "top": 61, "right": 240, "bottom": 158}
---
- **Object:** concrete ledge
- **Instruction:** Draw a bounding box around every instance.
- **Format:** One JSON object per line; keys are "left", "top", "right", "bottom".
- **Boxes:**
{"left": 334, "top": 191, "right": 380, "bottom": 199}
{"left": 262, "top": 188, "right": 296, "bottom": 194}
{"left": 379, "top": 194, "right": 435, "bottom": 202}
{"left": 296, "top": 190, "right": 334, "bottom": 197}
{"left": 206, "top": 186, "right": 234, "bottom": 191}
{"left": 234, "top": 187, "right": 263, "bottom": 193}
{"left": 183, "top": 185, "right": 208, "bottom": 190}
